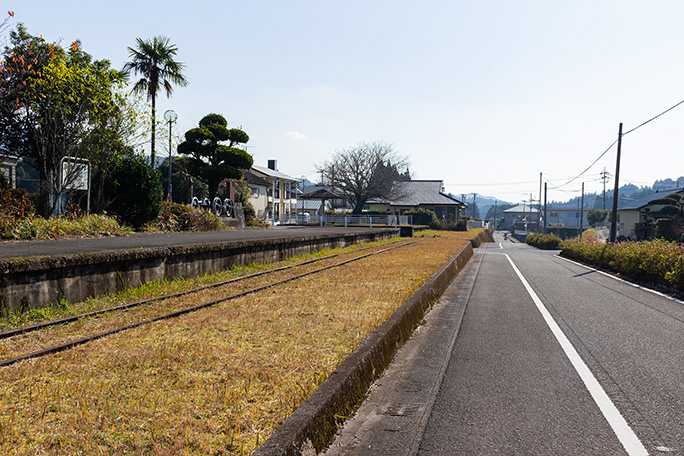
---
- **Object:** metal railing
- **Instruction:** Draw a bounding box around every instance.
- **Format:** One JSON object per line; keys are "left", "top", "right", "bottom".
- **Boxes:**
{"left": 270, "top": 214, "right": 413, "bottom": 227}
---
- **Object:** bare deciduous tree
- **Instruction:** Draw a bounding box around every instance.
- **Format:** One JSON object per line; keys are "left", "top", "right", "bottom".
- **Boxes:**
{"left": 317, "top": 141, "right": 410, "bottom": 214}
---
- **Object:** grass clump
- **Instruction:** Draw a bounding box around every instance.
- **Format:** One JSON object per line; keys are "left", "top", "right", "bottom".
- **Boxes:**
{"left": 0, "top": 212, "right": 132, "bottom": 240}
{"left": 0, "top": 191, "right": 224, "bottom": 241}
{"left": 151, "top": 202, "right": 224, "bottom": 232}
{"left": 429, "top": 219, "right": 467, "bottom": 231}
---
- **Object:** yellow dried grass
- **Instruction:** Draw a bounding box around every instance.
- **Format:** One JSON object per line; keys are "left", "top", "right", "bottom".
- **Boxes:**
{"left": 0, "top": 230, "right": 477, "bottom": 455}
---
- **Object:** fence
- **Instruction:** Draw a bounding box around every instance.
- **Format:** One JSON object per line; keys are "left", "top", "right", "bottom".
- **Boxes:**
{"left": 270, "top": 214, "right": 413, "bottom": 227}
{"left": 467, "top": 220, "right": 487, "bottom": 229}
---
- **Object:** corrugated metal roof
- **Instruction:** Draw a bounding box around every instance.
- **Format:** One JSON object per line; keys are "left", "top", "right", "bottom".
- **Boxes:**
{"left": 296, "top": 200, "right": 331, "bottom": 211}
{"left": 504, "top": 205, "right": 540, "bottom": 213}
{"left": 251, "top": 164, "right": 299, "bottom": 182}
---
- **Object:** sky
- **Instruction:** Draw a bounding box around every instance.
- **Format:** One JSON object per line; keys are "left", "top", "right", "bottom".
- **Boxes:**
{"left": 7, "top": 1, "right": 684, "bottom": 204}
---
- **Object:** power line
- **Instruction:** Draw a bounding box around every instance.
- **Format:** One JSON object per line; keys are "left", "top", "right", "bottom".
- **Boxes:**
{"left": 444, "top": 180, "right": 540, "bottom": 187}
{"left": 551, "top": 139, "right": 618, "bottom": 189}
{"left": 549, "top": 96, "right": 684, "bottom": 191}
{"left": 623, "top": 97, "right": 684, "bottom": 136}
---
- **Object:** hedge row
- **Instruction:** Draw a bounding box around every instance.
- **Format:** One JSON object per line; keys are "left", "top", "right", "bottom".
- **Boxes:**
{"left": 526, "top": 232, "right": 562, "bottom": 249}
{"left": 560, "top": 238, "right": 684, "bottom": 291}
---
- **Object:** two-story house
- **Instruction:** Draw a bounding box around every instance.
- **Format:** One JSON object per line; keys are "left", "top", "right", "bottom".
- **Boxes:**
{"left": 247, "top": 160, "right": 299, "bottom": 222}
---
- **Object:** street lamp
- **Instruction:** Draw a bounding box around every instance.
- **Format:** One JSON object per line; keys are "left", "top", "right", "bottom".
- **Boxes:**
{"left": 163, "top": 110, "right": 177, "bottom": 202}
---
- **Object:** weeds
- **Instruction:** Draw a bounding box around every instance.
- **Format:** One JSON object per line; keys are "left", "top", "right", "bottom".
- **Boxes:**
{"left": 0, "top": 213, "right": 132, "bottom": 241}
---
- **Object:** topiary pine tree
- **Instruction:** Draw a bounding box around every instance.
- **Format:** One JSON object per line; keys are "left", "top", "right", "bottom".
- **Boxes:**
{"left": 176, "top": 113, "right": 253, "bottom": 199}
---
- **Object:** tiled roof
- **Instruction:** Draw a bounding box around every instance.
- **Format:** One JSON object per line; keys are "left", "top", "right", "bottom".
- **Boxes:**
{"left": 372, "top": 180, "right": 465, "bottom": 207}
{"left": 619, "top": 188, "right": 684, "bottom": 210}
{"left": 243, "top": 169, "right": 270, "bottom": 187}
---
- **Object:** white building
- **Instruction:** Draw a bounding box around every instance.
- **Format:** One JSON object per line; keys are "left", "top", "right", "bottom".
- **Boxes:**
{"left": 247, "top": 160, "right": 299, "bottom": 221}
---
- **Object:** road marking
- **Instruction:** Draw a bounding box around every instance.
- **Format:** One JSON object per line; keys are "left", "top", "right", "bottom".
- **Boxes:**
{"left": 499, "top": 242, "right": 503, "bottom": 249}
{"left": 556, "top": 254, "right": 684, "bottom": 305}
{"left": 504, "top": 253, "right": 649, "bottom": 456}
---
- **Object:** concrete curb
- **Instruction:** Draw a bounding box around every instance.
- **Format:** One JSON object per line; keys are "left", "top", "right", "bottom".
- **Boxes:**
{"left": 254, "top": 229, "right": 492, "bottom": 455}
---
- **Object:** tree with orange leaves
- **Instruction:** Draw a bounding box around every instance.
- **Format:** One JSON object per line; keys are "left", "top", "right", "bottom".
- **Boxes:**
{"left": 0, "top": 25, "right": 128, "bottom": 216}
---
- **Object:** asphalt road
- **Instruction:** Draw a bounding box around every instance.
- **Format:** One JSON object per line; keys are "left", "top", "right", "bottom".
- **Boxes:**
{"left": 0, "top": 226, "right": 395, "bottom": 259}
{"left": 324, "top": 232, "right": 684, "bottom": 455}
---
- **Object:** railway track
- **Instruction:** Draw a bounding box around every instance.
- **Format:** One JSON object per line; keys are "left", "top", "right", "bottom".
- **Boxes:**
{"left": 0, "top": 239, "right": 416, "bottom": 367}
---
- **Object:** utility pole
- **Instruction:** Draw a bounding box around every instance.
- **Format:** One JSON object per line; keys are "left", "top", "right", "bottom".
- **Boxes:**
{"left": 493, "top": 199, "right": 498, "bottom": 230}
{"left": 543, "top": 183, "right": 547, "bottom": 234}
{"left": 538, "top": 172, "right": 542, "bottom": 232}
{"left": 600, "top": 168, "right": 610, "bottom": 210}
{"left": 473, "top": 193, "right": 477, "bottom": 218}
{"left": 609, "top": 123, "right": 623, "bottom": 242}
{"left": 580, "top": 182, "right": 584, "bottom": 237}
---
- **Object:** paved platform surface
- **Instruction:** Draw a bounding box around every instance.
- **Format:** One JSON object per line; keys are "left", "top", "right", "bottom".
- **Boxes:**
{"left": 0, "top": 226, "right": 396, "bottom": 259}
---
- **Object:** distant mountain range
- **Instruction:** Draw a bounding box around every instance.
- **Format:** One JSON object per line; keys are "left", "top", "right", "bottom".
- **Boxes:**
{"left": 546, "top": 176, "right": 684, "bottom": 210}
{"left": 450, "top": 176, "right": 684, "bottom": 220}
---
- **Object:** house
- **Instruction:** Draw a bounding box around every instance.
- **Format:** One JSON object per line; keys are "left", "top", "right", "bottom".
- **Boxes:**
{"left": 367, "top": 180, "right": 467, "bottom": 220}
{"left": 0, "top": 149, "right": 18, "bottom": 189}
{"left": 247, "top": 160, "right": 299, "bottom": 221}
{"left": 300, "top": 184, "right": 350, "bottom": 211}
{"left": 504, "top": 205, "right": 590, "bottom": 232}
{"left": 242, "top": 169, "right": 270, "bottom": 217}
{"left": 617, "top": 187, "right": 684, "bottom": 239}
{"left": 503, "top": 205, "right": 541, "bottom": 231}
{"left": 545, "top": 207, "right": 589, "bottom": 230}
{"left": 295, "top": 199, "right": 332, "bottom": 215}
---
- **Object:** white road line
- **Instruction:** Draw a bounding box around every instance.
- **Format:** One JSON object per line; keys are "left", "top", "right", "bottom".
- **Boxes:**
{"left": 499, "top": 242, "right": 503, "bottom": 249}
{"left": 504, "top": 253, "right": 649, "bottom": 456}
{"left": 555, "top": 254, "right": 684, "bottom": 305}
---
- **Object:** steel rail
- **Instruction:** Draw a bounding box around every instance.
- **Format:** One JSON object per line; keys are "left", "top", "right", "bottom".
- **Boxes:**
{"left": 0, "top": 241, "right": 416, "bottom": 367}
{"left": 0, "top": 239, "right": 408, "bottom": 340}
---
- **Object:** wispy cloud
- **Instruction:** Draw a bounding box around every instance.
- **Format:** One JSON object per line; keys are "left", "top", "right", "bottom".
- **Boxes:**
{"left": 285, "top": 131, "right": 308, "bottom": 140}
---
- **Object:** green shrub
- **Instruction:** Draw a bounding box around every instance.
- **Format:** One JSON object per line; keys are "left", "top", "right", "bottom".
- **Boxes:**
{"left": 405, "top": 208, "right": 437, "bottom": 226}
{"left": 526, "top": 233, "right": 562, "bottom": 249}
{"left": 561, "top": 238, "right": 684, "bottom": 291}
{"left": 106, "top": 155, "right": 163, "bottom": 229}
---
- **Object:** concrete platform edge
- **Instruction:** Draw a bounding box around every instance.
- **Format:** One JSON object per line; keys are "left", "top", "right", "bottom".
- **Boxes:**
{"left": 0, "top": 229, "right": 399, "bottom": 312}
{"left": 254, "top": 229, "right": 493, "bottom": 456}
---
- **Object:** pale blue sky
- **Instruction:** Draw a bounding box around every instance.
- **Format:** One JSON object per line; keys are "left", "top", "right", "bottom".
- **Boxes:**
{"left": 9, "top": 1, "right": 684, "bottom": 203}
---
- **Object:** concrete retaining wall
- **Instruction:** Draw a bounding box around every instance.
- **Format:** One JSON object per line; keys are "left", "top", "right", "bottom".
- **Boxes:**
{"left": 0, "top": 229, "right": 399, "bottom": 312}
{"left": 254, "top": 228, "right": 492, "bottom": 455}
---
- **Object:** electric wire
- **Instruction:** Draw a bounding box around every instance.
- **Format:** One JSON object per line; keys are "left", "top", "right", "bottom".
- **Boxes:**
{"left": 623, "top": 97, "right": 684, "bottom": 136}
{"left": 549, "top": 96, "right": 684, "bottom": 191}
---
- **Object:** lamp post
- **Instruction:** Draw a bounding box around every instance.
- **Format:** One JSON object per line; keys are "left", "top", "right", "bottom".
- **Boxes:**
{"left": 163, "top": 110, "right": 177, "bottom": 202}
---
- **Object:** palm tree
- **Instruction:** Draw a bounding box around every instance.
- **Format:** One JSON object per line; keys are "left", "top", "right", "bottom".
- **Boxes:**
{"left": 123, "top": 36, "right": 188, "bottom": 166}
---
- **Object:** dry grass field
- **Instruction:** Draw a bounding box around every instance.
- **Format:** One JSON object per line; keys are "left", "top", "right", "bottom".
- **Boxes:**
{"left": 0, "top": 230, "right": 477, "bottom": 455}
